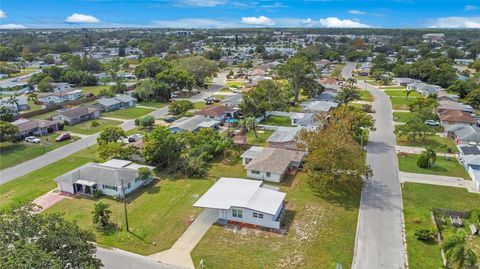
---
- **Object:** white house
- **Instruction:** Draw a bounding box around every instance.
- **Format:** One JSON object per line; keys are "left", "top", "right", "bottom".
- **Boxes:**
{"left": 55, "top": 159, "right": 153, "bottom": 197}
{"left": 193, "top": 178, "right": 286, "bottom": 229}
{"left": 37, "top": 89, "right": 83, "bottom": 104}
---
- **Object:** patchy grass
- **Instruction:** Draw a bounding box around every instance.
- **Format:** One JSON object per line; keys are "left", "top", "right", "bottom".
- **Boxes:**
{"left": 384, "top": 89, "right": 422, "bottom": 98}
{"left": 191, "top": 172, "right": 361, "bottom": 269}
{"left": 402, "top": 183, "right": 480, "bottom": 269}
{"left": 103, "top": 107, "right": 155, "bottom": 119}
{"left": 0, "top": 133, "right": 77, "bottom": 170}
{"left": 261, "top": 116, "right": 291, "bottom": 127}
{"left": 80, "top": 85, "right": 110, "bottom": 96}
{"left": 225, "top": 81, "right": 245, "bottom": 88}
{"left": 64, "top": 118, "right": 121, "bottom": 135}
{"left": 391, "top": 96, "right": 420, "bottom": 110}
{"left": 137, "top": 101, "right": 168, "bottom": 108}
{"left": 0, "top": 145, "right": 98, "bottom": 211}
{"left": 396, "top": 135, "right": 457, "bottom": 153}
{"left": 44, "top": 159, "right": 247, "bottom": 255}
{"left": 193, "top": 102, "right": 208, "bottom": 110}
{"left": 246, "top": 130, "right": 274, "bottom": 147}
{"left": 397, "top": 154, "right": 470, "bottom": 179}
{"left": 392, "top": 111, "right": 414, "bottom": 123}
{"left": 358, "top": 90, "right": 373, "bottom": 102}
{"left": 289, "top": 105, "right": 303, "bottom": 112}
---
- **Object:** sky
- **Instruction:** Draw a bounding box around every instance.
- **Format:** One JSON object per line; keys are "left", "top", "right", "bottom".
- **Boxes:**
{"left": 1, "top": 0, "right": 480, "bottom": 29}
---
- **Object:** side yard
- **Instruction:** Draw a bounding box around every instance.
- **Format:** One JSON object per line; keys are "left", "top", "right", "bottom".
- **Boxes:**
{"left": 396, "top": 135, "right": 457, "bottom": 153}
{"left": 261, "top": 115, "right": 291, "bottom": 127}
{"left": 398, "top": 154, "right": 470, "bottom": 179}
{"left": 64, "top": 118, "right": 122, "bottom": 135}
{"left": 102, "top": 107, "right": 155, "bottom": 119}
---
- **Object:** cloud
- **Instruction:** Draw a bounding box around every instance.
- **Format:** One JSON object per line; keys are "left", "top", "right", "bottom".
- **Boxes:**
{"left": 65, "top": 13, "right": 100, "bottom": 23}
{"left": 152, "top": 18, "right": 241, "bottom": 28}
{"left": 427, "top": 16, "right": 480, "bottom": 28}
{"left": 318, "top": 17, "right": 370, "bottom": 28}
{"left": 0, "top": 9, "right": 6, "bottom": 19}
{"left": 175, "top": 0, "right": 226, "bottom": 7}
{"left": 348, "top": 10, "right": 366, "bottom": 15}
{"left": 241, "top": 16, "right": 275, "bottom": 26}
{"left": 0, "top": 24, "right": 27, "bottom": 29}
{"left": 464, "top": 5, "right": 479, "bottom": 11}
{"left": 260, "top": 2, "right": 287, "bottom": 9}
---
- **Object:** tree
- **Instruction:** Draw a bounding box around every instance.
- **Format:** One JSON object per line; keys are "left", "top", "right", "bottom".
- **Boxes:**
{"left": 240, "top": 80, "right": 290, "bottom": 118}
{"left": 134, "top": 57, "right": 170, "bottom": 79}
{"left": 0, "top": 203, "right": 102, "bottom": 269}
{"left": 97, "top": 126, "right": 126, "bottom": 145}
{"left": 336, "top": 83, "right": 361, "bottom": 105}
{"left": 0, "top": 46, "right": 18, "bottom": 61}
{"left": 168, "top": 100, "right": 193, "bottom": 115}
{"left": 0, "top": 107, "right": 15, "bottom": 122}
{"left": 142, "top": 126, "right": 182, "bottom": 168}
{"left": 92, "top": 201, "right": 112, "bottom": 229}
{"left": 134, "top": 78, "right": 170, "bottom": 102}
{"left": 135, "top": 115, "right": 155, "bottom": 128}
{"left": 173, "top": 56, "right": 218, "bottom": 87}
{"left": 37, "top": 75, "right": 54, "bottom": 92}
{"left": 139, "top": 41, "right": 156, "bottom": 57}
{"left": 442, "top": 230, "right": 478, "bottom": 269}
{"left": 137, "top": 167, "right": 152, "bottom": 181}
{"left": 394, "top": 118, "right": 434, "bottom": 143}
{"left": 465, "top": 88, "right": 480, "bottom": 109}
{"left": 0, "top": 121, "right": 18, "bottom": 142}
{"left": 98, "top": 142, "right": 135, "bottom": 161}
{"left": 241, "top": 116, "right": 258, "bottom": 138}
{"left": 156, "top": 68, "right": 195, "bottom": 94}
{"left": 61, "top": 69, "right": 97, "bottom": 86}
{"left": 417, "top": 148, "right": 437, "bottom": 168}
{"left": 276, "top": 54, "right": 320, "bottom": 103}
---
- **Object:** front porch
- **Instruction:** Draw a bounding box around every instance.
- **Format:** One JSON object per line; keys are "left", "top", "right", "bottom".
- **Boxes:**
{"left": 73, "top": 180, "right": 98, "bottom": 196}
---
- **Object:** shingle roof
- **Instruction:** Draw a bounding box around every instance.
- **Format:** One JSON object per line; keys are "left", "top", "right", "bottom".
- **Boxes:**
{"left": 13, "top": 118, "right": 58, "bottom": 133}
{"left": 196, "top": 105, "right": 234, "bottom": 117}
{"left": 58, "top": 106, "right": 100, "bottom": 119}
{"left": 245, "top": 147, "right": 305, "bottom": 174}
{"left": 439, "top": 110, "right": 476, "bottom": 124}
{"left": 452, "top": 125, "right": 480, "bottom": 142}
{"left": 267, "top": 126, "right": 303, "bottom": 143}
{"left": 55, "top": 162, "right": 138, "bottom": 187}
{"left": 170, "top": 115, "right": 220, "bottom": 132}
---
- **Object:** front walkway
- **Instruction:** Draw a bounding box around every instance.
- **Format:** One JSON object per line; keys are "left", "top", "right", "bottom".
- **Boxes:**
{"left": 399, "top": 171, "right": 479, "bottom": 193}
{"left": 33, "top": 189, "right": 73, "bottom": 213}
{"left": 149, "top": 209, "right": 218, "bottom": 269}
{"left": 100, "top": 116, "right": 128, "bottom": 122}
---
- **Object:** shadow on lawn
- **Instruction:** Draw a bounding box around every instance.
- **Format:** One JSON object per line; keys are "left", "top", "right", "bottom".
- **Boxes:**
{"left": 313, "top": 184, "right": 362, "bottom": 211}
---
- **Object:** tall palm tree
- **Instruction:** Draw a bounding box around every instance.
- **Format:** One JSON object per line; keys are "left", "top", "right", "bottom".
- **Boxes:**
{"left": 442, "top": 230, "right": 477, "bottom": 269}
{"left": 406, "top": 88, "right": 414, "bottom": 101}
{"left": 425, "top": 147, "right": 437, "bottom": 168}
{"left": 243, "top": 116, "right": 258, "bottom": 138}
{"left": 92, "top": 201, "right": 112, "bottom": 229}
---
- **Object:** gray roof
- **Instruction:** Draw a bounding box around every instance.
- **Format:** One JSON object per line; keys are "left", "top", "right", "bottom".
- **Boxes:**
{"left": 58, "top": 106, "right": 100, "bottom": 119}
{"left": 313, "top": 91, "right": 338, "bottom": 102}
{"left": 97, "top": 97, "right": 122, "bottom": 107}
{"left": 170, "top": 115, "right": 220, "bottom": 132}
{"left": 245, "top": 147, "right": 305, "bottom": 174}
{"left": 290, "top": 112, "right": 320, "bottom": 127}
{"left": 55, "top": 162, "right": 138, "bottom": 187}
{"left": 450, "top": 125, "right": 480, "bottom": 142}
{"left": 463, "top": 155, "right": 480, "bottom": 166}
{"left": 301, "top": 100, "right": 338, "bottom": 112}
{"left": 13, "top": 118, "right": 58, "bottom": 133}
{"left": 267, "top": 126, "right": 303, "bottom": 143}
{"left": 114, "top": 95, "right": 136, "bottom": 103}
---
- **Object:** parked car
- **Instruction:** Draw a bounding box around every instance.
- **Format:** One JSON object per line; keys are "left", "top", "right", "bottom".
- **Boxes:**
{"left": 212, "top": 97, "right": 221, "bottom": 102}
{"left": 128, "top": 133, "right": 143, "bottom": 142}
{"left": 55, "top": 132, "right": 71, "bottom": 142}
{"left": 164, "top": 117, "right": 176, "bottom": 123}
{"left": 25, "top": 136, "right": 41, "bottom": 143}
{"left": 86, "top": 92, "right": 94, "bottom": 97}
{"left": 424, "top": 120, "right": 440, "bottom": 126}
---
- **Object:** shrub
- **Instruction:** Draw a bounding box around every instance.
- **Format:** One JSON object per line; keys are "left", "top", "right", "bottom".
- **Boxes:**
{"left": 136, "top": 115, "right": 155, "bottom": 128}
{"left": 417, "top": 154, "right": 430, "bottom": 168}
{"left": 169, "top": 100, "right": 193, "bottom": 115}
{"left": 90, "top": 120, "right": 100, "bottom": 127}
{"left": 414, "top": 228, "right": 435, "bottom": 241}
{"left": 93, "top": 189, "right": 103, "bottom": 199}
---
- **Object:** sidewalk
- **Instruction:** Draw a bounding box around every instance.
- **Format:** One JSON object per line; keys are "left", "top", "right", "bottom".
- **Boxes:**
{"left": 149, "top": 209, "right": 218, "bottom": 269}
{"left": 399, "top": 171, "right": 479, "bottom": 193}
{"left": 100, "top": 116, "right": 128, "bottom": 122}
{"left": 33, "top": 189, "right": 73, "bottom": 213}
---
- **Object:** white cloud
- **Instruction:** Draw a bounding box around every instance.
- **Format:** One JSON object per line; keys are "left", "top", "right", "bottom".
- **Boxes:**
{"left": 241, "top": 16, "right": 275, "bottom": 26}
{"left": 176, "top": 0, "right": 226, "bottom": 7}
{"left": 427, "top": 16, "right": 480, "bottom": 28}
{"left": 0, "top": 24, "right": 26, "bottom": 29}
{"left": 0, "top": 9, "right": 6, "bottom": 19}
{"left": 318, "top": 17, "right": 370, "bottom": 28}
{"left": 152, "top": 18, "right": 241, "bottom": 28}
{"left": 65, "top": 13, "right": 100, "bottom": 23}
{"left": 464, "top": 5, "right": 479, "bottom": 11}
{"left": 348, "top": 10, "right": 366, "bottom": 15}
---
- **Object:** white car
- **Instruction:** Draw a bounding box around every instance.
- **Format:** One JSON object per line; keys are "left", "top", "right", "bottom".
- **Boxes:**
{"left": 424, "top": 120, "right": 440, "bottom": 126}
{"left": 25, "top": 136, "right": 41, "bottom": 143}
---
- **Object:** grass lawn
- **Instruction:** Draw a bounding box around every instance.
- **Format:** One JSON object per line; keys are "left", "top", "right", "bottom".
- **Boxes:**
{"left": 225, "top": 81, "right": 245, "bottom": 88}
{"left": 246, "top": 130, "right": 274, "bottom": 146}
{"left": 289, "top": 105, "right": 302, "bottom": 112}
{"left": 0, "top": 133, "right": 77, "bottom": 170}
{"left": 103, "top": 107, "right": 155, "bottom": 120}
{"left": 384, "top": 90, "right": 422, "bottom": 98}
{"left": 0, "top": 68, "right": 38, "bottom": 80}
{"left": 64, "top": 118, "right": 121, "bottom": 135}
{"left": 391, "top": 96, "right": 420, "bottom": 110}
{"left": 80, "top": 85, "right": 110, "bottom": 96}
{"left": 211, "top": 95, "right": 227, "bottom": 100}
{"left": 402, "top": 183, "right": 480, "bottom": 269}
{"left": 358, "top": 90, "right": 373, "bottom": 102}
{"left": 138, "top": 101, "right": 168, "bottom": 108}
{"left": 392, "top": 111, "right": 414, "bottom": 123}
{"left": 261, "top": 115, "right": 291, "bottom": 127}
{"left": 30, "top": 110, "right": 58, "bottom": 120}
{"left": 397, "top": 154, "right": 470, "bottom": 179}
{"left": 396, "top": 135, "right": 457, "bottom": 153}
{"left": 191, "top": 172, "right": 361, "bottom": 269}
{"left": 44, "top": 158, "right": 247, "bottom": 255}
{"left": 0, "top": 145, "right": 98, "bottom": 211}
{"left": 193, "top": 102, "right": 207, "bottom": 110}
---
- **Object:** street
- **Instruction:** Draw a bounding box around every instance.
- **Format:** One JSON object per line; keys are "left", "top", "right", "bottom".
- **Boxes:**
{"left": 344, "top": 63, "right": 406, "bottom": 269}
{"left": 96, "top": 247, "right": 177, "bottom": 269}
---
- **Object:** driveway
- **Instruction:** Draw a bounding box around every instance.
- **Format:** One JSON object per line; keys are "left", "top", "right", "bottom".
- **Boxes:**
{"left": 96, "top": 247, "right": 177, "bottom": 269}
{"left": 399, "top": 171, "right": 479, "bottom": 193}
{"left": 0, "top": 71, "right": 226, "bottom": 185}
{"left": 344, "top": 63, "right": 406, "bottom": 269}
{"left": 149, "top": 209, "right": 218, "bottom": 269}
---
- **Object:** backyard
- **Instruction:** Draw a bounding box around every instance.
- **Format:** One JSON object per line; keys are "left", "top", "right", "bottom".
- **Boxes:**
{"left": 80, "top": 85, "right": 110, "bottom": 96}
{"left": 0, "top": 132, "right": 77, "bottom": 170}
{"left": 402, "top": 183, "right": 480, "bottom": 269}
{"left": 261, "top": 115, "right": 291, "bottom": 127}
{"left": 246, "top": 130, "right": 274, "bottom": 146}
{"left": 103, "top": 107, "right": 155, "bottom": 119}
{"left": 64, "top": 118, "right": 122, "bottom": 135}
{"left": 396, "top": 135, "right": 457, "bottom": 153}
{"left": 397, "top": 154, "right": 470, "bottom": 179}
{"left": 191, "top": 172, "right": 361, "bottom": 269}
{"left": 138, "top": 101, "right": 169, "bottom": 108}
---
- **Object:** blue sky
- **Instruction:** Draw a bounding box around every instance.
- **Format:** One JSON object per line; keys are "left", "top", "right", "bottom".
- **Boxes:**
{"left": 1, "top": 0, "right": 480, "bottom": 29}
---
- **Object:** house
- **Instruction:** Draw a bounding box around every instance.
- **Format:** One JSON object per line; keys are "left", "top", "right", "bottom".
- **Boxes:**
{"left": 95, "top": 95, "right": 137, "bottom": 112}
{"left": 407, "top": 82, "right": 442, "bottom": 96}
{"left": 290, "top": 112, "right": 320, "bottom": 128}
{"left": 467, "top": 167, "right": 480, "bottom": 191}
{"left": 242, "top": 146, "right": 305, "bottom": 182}
{"left": 437, "top": 91, "right": 459, "bottom": 102}
{"left": 55, "top": 159, "right": 153, "bottom": 197}
{"left": 267, "top": 126, "right": 304, "bottom": 150}
{"left": 445, "top": 125, "right": 480, "bottom": 145}
{"left": 193, "top": 177, "right": 286, "bottom": 229}
{"left": 54, "top": 106, "right": 101, "bottom": 125}
{"left": 457, "top": 145, "right": 480, "bottom": 191}
{"left": 196, "top": 105, "right": 238, "bottom": 121}
{"left": 37, "top": 89, "right": 83, "bottom": 104}
{"left": 300, "top": 100, "right": 338, "bottom": 113}
{"left": 169, "top": 115, "right": 221, "bottom": 133}
{"left": 12, "top": 118, "right": 59, "bottom": 139}
{"left": 0, "top": 96, "right": 30, "bottom": 113}
{"left": 393, "top": 77, "right": 421, "bottom": 86}
{"left": 313, "top": 91, "right": 338, "bottom": 102}
{"left": 438, "top": 100, "right": 473, "bottom": 114}
{"left": 438, "top": 110, "right": 477, "bottom": 127}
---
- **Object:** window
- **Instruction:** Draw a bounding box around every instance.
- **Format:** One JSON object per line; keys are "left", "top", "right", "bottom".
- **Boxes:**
{"left": 127, "top": 182, "right": 131, "bottom": 189}
{"left": 232, "top": 209, "right": 243, "bottom": 218}
{"left": 253, "top": 212, "right": 264, "bottom": 219}
{"left": 102, "top": 185, "right": 118, "bottom": 191}
{"left": 251, "top": 170, "right": 260, "bottom": 174}
{"left": 266, "top": 172, "right": 271, "bottom": 177}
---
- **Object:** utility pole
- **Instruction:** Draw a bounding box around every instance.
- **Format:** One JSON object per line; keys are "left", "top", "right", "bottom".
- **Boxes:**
{"left": 121, "top": 178, "right": 129, "bottom": 232}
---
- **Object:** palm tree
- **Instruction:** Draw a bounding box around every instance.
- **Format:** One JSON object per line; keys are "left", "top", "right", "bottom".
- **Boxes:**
{"left": 442, "top": 230, "right": 477, "bottom": 269}
{"left": 92, "top": 201, "right": 112, "bottom": 229}
{"left": 425, "top": 147, "right": 437, "bottom": 168}
{"left": 243, "top": 116, "right": 258, "bottom": 138}
{"left": 406, "top": 88, "right": 414, "bottom": 101}
{"left": 27, "top": 93, "right": 38, "bottom": 104}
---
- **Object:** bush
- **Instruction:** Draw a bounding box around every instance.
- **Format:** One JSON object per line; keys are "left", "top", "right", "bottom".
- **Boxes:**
{"left": 169, "top": 100, "right": 193, "bottom": 115}
{"left": 136, "top": 115, "right": 155, "bottom": 128}
{"left": 417, "top": 154, "right": 430, "bottom": 168}
{"left": 414, "top": 228, "right": 435, "bottom": 241}
{"left": 90, "top": 120, "right": 100, "bottom": 127}
{"left": 93, "top": 189, "right": 103, "bottom": 199}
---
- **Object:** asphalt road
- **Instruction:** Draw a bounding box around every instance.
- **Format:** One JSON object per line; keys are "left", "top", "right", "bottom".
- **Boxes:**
{"left": 0, "top": 72, "right": 226, "bottom": 184}
{"left": 96, "top": 247, "right": 177, "bottom": 269}
{"left": 343, "top": 63, "right": 406, "bottom": 269}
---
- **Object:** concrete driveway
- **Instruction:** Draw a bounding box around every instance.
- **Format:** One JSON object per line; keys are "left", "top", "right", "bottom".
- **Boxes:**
{"left": 96, "top": 247, "right": 176, "bottom": 269}
{"left": 149, "top": 209, "right": 218, "bottom": 269}
{"left": 399, "top": 171, "right": 479, "bottom": 193}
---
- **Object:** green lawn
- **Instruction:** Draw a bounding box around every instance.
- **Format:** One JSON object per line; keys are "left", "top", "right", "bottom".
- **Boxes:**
{"left": 392, "top": 111, "right": 414, "bottom": 123}
{"left": 358, "top": 90, "right": 373, "bottom": 102}
{"left": 80, "top": 85, "right": 110, "bottom": 96}
{"left": 225, "top": 81, "right": 245, "bottom": 88}
{"left": 0, "top": 133, "right": 77, "bottom": 170}
{"left": 211, "top": 95, "right": 227, "bottom": 100}
{"left": 391, "top": 96, "right": 420, "bottom": 110}
{"left": 193, "top": 102, "right": 207, "bottom": 110}
{"left": 396, "top": 135, "right": 457, "bottom": 153}
{"left": 0, "top": 145, "right": 98, "bottom": 211}
{"left": 191, "top": 172, "right": 361, "bottom": 269}
{"left": 0, "top": 68, "right": 38, "bottom": 80}
{"left": 261, "top": 115, "right": 291, "bottom": 127}
{"left": 44, "top": 159, "right": 247, "bottom": 255}
{"left": 137, "top": 101, "right": 168, "bottom": 108}
{"left": 246, "top": 130, "right": 274, "bottom": 146}
{"left": 64, "top": 118, "right": 121, "bottom": 135}
{"left": 384, "top": 89, "right": 422, "bottom": 98}
{"left": 398, "top": 154, "right": 470, "bottom": 179}
{"left": 402, "top": 183, "right": 480, "bottom": 269}
{"left": 103, "top": 107, "right": 155, "bottom": 119}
